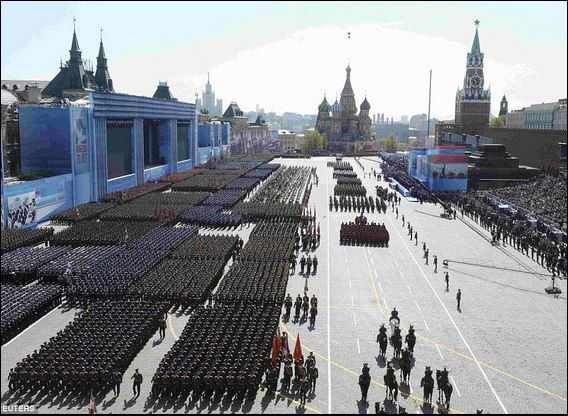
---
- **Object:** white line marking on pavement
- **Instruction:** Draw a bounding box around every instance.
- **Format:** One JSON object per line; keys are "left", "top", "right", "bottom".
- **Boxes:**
{"left": 357, "top": 338, "right": 361, "bottom": 354}
{"left": 2, "top": 306, "right": 60, "bottom": 347}
{"left": 385, "top": 213, "right": 509, "bottom": 414}
{"left": 370, "top": 256, "right": 375, "bottom": 266}
{"left": 349, "top": 280, "right": 352, "bottom": 289}
{"left": 353, "top": 314, "right": 358, "bottom": 327}
{"left": 351, "top": 296, "right": 355, "bottom": 306}
{"left": 326, "top": 167, "right": 332, "bottom": 414}
{"left": 436, "top": 345, "right": 444, "bottom": 361}
{"left": 378, "top": 282, "right": 383, "bottom": 292}
{"left": 423, "top": 319, "right": 431, "bottom": 332}
{"left": 389, "top": 250, "right": 400, "bottom": 267}
{"left": 406, "top": 284, "right": 412, "bottom": 294}
{"left": 383, "top": 298, "right": 389, "bottom": 310}
{"left": 451, "top": 376, "right": 461, "bottom": 397}
{"left": 414, "top": 300, "right": 421, "bottom": 311}
{"left": 409, "top": 380, "right": 414, "bottom": 393}
{"left": 399, "top": 270, "right": 406, "bottom": 279}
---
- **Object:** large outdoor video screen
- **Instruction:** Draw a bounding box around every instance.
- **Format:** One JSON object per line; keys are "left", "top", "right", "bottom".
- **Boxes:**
{"left": 107, "top": 125, "right": 133, "bottom": 179}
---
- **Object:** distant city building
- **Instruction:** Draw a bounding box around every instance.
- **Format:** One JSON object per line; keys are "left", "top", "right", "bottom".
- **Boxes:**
{"left": 199, "top": 73, "right": 223, "bottom": 117}
{"left": 410, "top": 113, "right": 427, "bottom": 131}
{"left": 42, "top": 26, "right": 114, "bottom": 101}
{"left": 315, "top": 64, "right": 372, "bottom": 150}
{"left": 505, "top": 99, "right": 567, "bottom": 130}
{"left": 401, "top": 115, "right": 409, "bottom": 124}
{"left": 278, "top": 129, "right": 304, "bottom": 152}
{"left": 221, "top": 101, "right": 271, "bottom": 154}
{"left": 454, "top": 21, "right": 491, "bottom": 127}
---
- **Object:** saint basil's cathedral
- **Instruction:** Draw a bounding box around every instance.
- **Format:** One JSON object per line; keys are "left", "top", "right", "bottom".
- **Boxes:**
{"left": 315, "top": 65, "right": 372, "bottom": 150}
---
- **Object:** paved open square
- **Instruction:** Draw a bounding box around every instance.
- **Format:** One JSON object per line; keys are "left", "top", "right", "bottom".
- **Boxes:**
{"left": 2, "top": 156, "right": 566, "bottom": 414}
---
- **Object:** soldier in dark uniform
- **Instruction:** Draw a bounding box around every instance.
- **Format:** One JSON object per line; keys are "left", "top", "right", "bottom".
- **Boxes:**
{"left": 290, "top": 254, "right": 297, "bottom": 274}
{"left": 112, "top": 370, "right": 122, "bottom": 396}
{"left": 282, "top": 361, "right": 292, "bottom": 391}
{"left": 300, "top": 256, "right": 306, "bottom": 275}
{"left": 306, "top": 256, "right": 312, "bottom": 275}
{"left": 302, "top": 295, "right": 310, "bottom": 318}
{"left": 299, "top": 377, "right": 309, "bottom": 407}
{"left": 308, "top": 365, "right": 318, "bottom": 393}
{"left": 284, "top": 294, "right": 293, "bottom": 317}
{"left": 312, "top": 256, "right": 318, "bottom": 274}
{"left": 294, "top": 295, "right": 302, "bottom": 321}
{"left": 132, "top": 369, "right": 143, "bottom": 398}
{"left": 158, "top": 317, "right": 167, "bottom": 341}
{"left": 309, "top": 306, "right": 317, "bottom": 327}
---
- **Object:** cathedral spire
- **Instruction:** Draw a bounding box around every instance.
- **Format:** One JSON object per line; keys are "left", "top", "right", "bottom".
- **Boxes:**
{"left": 69, "top": 18, "right": 81, "bottom": 62}
{"left": 97, "top": 29, "right": 106, "bottom": 61}
{"left": 95, "top": 26, "right": 114, "bottom": 92}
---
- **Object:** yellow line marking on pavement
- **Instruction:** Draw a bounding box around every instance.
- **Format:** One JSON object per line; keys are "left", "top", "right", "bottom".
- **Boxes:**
{"left": 274, "top": 391, "right": 324, "bottom": 414}
{"left": 280, "top": 322, "right": 464, "bottom": 414}
{"left": 363, "top": 182, "right": 567, "bottom": 404}
{"left": 167, "top": 309, "right": 179, "bottom": 340}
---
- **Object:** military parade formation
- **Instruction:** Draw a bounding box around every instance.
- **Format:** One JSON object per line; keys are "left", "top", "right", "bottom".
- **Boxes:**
{"left": 1, "top": 154, "right": 565, "bottom": 415}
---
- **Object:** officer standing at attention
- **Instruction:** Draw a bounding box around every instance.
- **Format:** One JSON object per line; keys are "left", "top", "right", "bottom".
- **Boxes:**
{"left": 132, "top": 369, "right": 143, "bottom": 398}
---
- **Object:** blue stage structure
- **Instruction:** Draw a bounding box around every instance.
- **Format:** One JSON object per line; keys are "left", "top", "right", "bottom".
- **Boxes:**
{"left": 1, "top": 92, "right": 232, "bottom": 228}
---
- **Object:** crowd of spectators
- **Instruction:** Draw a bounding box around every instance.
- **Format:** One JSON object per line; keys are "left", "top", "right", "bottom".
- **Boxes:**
{"left": 490, "top": 172, "right": 567, "bottom": 226}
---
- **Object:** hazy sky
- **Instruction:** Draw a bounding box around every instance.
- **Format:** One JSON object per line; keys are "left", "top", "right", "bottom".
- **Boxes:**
{"left": 2, "top": 1, "right": 566, "bottom": 120}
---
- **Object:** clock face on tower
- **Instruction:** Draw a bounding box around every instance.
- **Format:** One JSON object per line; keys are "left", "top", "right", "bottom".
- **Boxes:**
{"left": 470, "top": 76, "right": 481, "bottom": 88}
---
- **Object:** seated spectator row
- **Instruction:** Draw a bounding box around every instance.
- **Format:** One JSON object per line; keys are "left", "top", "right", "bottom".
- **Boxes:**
{"left": 1, "top": 227, "right": 54, "bottom": 254}
{"left": 490, "top": 173, "right": 567, "bottom": 225}
{"left": 1, "top": 283, "right": 62, "bottom": 345}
